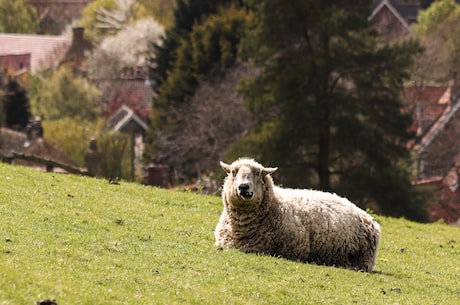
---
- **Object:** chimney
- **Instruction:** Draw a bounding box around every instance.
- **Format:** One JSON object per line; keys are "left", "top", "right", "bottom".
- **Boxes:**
{"left": 72, "top": 27, "right": 84, "bottom": 45}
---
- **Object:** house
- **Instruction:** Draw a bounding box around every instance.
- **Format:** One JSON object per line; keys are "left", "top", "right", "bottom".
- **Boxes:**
{"left": 0, "top": 27, "right": 93, "bottom": 76}
{"left": 0, "top": 54, "right": 31, "bottom": 75}
{"left": 107, "top": 105, "right": 148, "bottom": 182}
{"left": 408, "top": 87, "right": 460, "bottom": 225}
{"left": 93, "top": 78, "right": 154, "bottom": 122}
{"left": 60, "top": 27, "right": 94, "bottom": 75}
{"left": 107, "top": 105, "right": 148, "bottom": 134}
{"left": 403, "top": 86, "right": 451, "bottom": 136}
{"left": 415, "top": 172, "right": 460, "bottom": 225}
{"left": 370, "top": 0, "right": 421, "bottom": 40}
{"left": 414, "top": 93, "right": 460, "bottom": 178}
{"left": 0, "top": 33, "right": 71, "bottom": 74}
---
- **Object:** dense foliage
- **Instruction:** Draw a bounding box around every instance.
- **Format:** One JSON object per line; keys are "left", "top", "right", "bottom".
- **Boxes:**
{"left": 0, "top": 0, "right": 39, "bottom": 33}
{"left": 412, "top": 0, "right": 460, "bottom": 84}
{"left": 147, "top": 0, "right": 250, "bottom": 181}
{"left": 150, "top": 0, "right": 243, "bottom": 96}
{"left": 152, "top": 6, "right": 249, "bottom": 128}
{"left": 30, "top": 67, "right": 101, "bottom": 121}
{"left": 89, "top": 18, "right": 164, "bottom": 79}
{"left": 42, "top": 118, "right": 133, "bottom": 180}
{"left": 227, "top": 0, "right": 428, "bottom": 221}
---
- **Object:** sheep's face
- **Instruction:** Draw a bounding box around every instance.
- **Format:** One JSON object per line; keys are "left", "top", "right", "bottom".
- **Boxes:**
{"left": 221, "top": 159, "right": 277, "bottom": 204}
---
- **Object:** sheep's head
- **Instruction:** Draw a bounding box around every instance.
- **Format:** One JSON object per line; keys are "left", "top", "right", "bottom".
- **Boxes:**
{"left": 220, "top": 158, "right": 277, "bottom": 205}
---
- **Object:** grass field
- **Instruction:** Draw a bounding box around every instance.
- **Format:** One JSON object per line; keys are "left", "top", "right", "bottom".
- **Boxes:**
{"left": 0, "top": 163, "right": 459, "bottom": 304}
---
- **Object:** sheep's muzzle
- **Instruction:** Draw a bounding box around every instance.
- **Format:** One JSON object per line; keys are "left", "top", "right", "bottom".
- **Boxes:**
{"left": 238, "top": 183, "right": 254, "bottom": 200}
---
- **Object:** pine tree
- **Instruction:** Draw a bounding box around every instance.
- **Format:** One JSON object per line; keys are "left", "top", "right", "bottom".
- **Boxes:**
{"left": 151, "top": 0, "right": 221, "bottom": 88}
{"left": 154, "top": 7, "right": 248, "bottom": 127}
{"left": 149, "top": 0, "right": 244, "bottom": 128}
{"left": 230, "top": 0, "right": 428, "bottom": 221}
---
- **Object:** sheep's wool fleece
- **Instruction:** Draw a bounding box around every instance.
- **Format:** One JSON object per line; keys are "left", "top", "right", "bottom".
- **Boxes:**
{"left": 215, "top": 158, "right": 381, "bottom": 272}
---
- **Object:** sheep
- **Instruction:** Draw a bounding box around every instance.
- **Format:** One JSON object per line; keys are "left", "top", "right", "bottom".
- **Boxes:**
{"left": 215, "top": 158, "right": 381, "bottom": 272}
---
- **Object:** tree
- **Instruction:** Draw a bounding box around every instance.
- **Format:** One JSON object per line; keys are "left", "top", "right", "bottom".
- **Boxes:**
{"left": 230, "top": 0, "right": 427, "bottom": 221}
{"left": 89, "top": 17, "right": 164, "bottom": 79}
{"left": 42, "top": 118, "right": 133, "bottom": 180}
{"left": 152, "top": 6, "right": 249, "bottom": 128}
{"left": 80, "top": 0, "right": 118, "bottom": 41}
{"left": 137, "top": 0, "right": 177, "bottom": 28}
{"left": 150, "top": 0, "right": 242, "bottom": 92}
{"left": 3, "top": 78, "right": 31, "bottom": 130}
{"left": 153, "top": 62, "right": 256, "bottom": 182}
{"left": 412, "top": 0, "right": 460, "bottom": 85}
{"left": 0, "top": 0, "right": 39, "bottom": 33}
{"left": 30, "top": 67, "right": 101, "bottom": 121}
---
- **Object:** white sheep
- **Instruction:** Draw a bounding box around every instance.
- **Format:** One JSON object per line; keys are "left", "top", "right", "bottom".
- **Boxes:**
{"left": 215, "top": 158, "right": 381, "bottom": 272}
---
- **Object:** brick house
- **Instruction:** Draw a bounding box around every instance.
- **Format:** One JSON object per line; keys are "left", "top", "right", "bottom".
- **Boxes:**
{"left": 408, "top": 88, "right": 460, "bottom": 225}
{"left": 92, "top": 78, "right": 153, "bottom": 122}
{"left": 403, "top": 86, "right": 451, "bottom": 136}
{"left": 0, "top": 33, "right": 71, "bottom": 74}
{"left": 370, "top": 0, "right": 420, "bottom": 40}
{"left": 369, "top": 1, "right": 460, "bottom": 224}
{"left": 0, "top": 27, "right": 93, "bottom": 76}
{"left": 0, "top": 54, "right": 31, "bottom": 75}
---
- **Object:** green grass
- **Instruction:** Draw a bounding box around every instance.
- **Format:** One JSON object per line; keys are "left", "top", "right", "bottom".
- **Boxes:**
{"left": 0, "top": 163, "right": 459, "bottom": 305}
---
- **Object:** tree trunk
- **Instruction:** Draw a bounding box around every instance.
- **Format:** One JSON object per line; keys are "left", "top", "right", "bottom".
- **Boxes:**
{"left": 318, "top": 123, "right": 331, "bottom": 191}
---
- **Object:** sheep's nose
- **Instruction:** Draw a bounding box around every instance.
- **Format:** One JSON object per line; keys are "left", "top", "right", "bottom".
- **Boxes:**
{"left": 238, "top": 184, "right": 250, "bottom": 191}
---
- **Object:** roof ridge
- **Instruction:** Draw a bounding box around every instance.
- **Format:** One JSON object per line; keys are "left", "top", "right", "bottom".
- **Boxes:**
{"left": 369, "top": 0, "right": 412, "bottom": 33}
{"left": 417, "top": 94, "right": 460, "bottom": 154}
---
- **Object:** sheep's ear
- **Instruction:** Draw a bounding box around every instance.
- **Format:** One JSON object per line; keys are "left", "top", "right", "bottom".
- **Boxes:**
{"left": 262, "top": 166, "right": 277, "bottom": 176}
{"left": 220, "top": 161, "right": 231, "bottom": 174}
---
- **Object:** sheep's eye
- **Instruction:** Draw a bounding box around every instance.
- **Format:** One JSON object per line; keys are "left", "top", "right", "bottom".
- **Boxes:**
{"left": 231, "top": 170, "right": 237, "bottom": 177}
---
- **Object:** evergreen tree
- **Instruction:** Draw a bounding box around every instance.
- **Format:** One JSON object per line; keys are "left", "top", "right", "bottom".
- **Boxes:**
{"left": 151, "top": 0, "right": 222, "bottom": 89}
{"left": 153, "top": 7, "right": 249, "bottom": 128}
{"left": 4, "top": 78, "right": 30, "bottom": 130}
{"left": 149, "top": 0, "right": 245, "bottom": 127}
{"left": 230, "top": 0, "right": 428, "bottom": 221}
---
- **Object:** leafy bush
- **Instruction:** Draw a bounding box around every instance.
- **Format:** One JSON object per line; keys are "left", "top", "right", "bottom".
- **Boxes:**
{"left": 42, "top": 118, "right": 133, "bottom": 180}
{"left": 30, "top": 67, "right": 101, "bottom": 121}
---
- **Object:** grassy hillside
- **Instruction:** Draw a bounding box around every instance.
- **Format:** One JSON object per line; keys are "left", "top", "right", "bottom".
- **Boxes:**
{"left": 0, "top": 163, "right": 459, "bottom": 304}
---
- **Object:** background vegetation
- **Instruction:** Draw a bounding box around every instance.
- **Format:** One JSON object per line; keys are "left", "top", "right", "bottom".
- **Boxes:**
{"left": 148, "top": 0, "right": 429, "bottom": 221}
{"left": 0, "top": 0, "right": 39, "bottom": 33}
{"left": 4, "top": 0, "right": 460, "bottom": 221}
{"left": 0, "top": 164, "right": 458, "bottom": 304}
{"left": 30, "top": 67, "right": 101, "bottom": 122}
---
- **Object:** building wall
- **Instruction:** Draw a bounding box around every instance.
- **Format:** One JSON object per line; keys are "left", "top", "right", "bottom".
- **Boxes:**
{"left": 0, "top": 54, "right": 31, "bottom": 72}
{"left": 371, "top": 6, "right": 411, "bottom": 40}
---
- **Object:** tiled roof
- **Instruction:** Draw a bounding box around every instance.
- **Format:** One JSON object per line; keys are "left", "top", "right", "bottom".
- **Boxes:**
{"left": 387, "top": 0, "right": 420, "bottom": 24}
{"left": 415, "top": 92, "right": 460, "bottom": 155}
{"left": 370, "top": 0, "right": 421, "bottom": 39}
{"left": 0, "top": 33, "right": 71, "bottom": 73}
{"left": 92, "top": 79, "right": 153, "bottom": 121}
{"left": 107, "top": 105, "right": 148, "bottom": 133}
{"left": 403, "top": 86, "right": 451, "bottom": 135}
{"left": 372, "top": 0, "right": 420, "bottom": 24}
